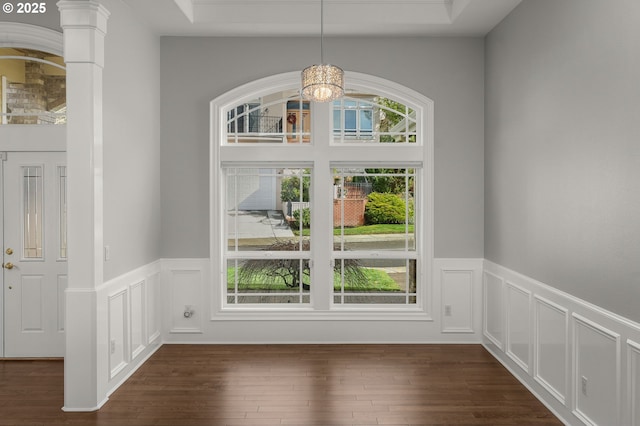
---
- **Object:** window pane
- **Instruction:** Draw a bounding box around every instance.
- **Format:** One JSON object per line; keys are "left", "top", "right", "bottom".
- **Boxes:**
{"left": 344, "top": 110, "right": 356, "bottom": 133}
{"left": 332, "top": 102, "right": 342, "bottom": 135}
{"left": 226, "top": 168, "right": 310, "bottom": 252}
{"left": 333, "top": 168, "right": 416, "bottom": 252}
{"left": 224, "top": 90, "right": 312, "bottom": 144}
{"left": 333, "top": 258, "right": 416, "bottom": 305}
{"left": 332, "top": 95, "right": 416, "bottom": 144}
{"left": 22, "top": 166, "right": 43, "bottom": 259}
{"left": 227, "top": 258, "right": 310, "bottom": 305}
{"left": 224, "top": 167, "right": 312, "bottom": 306}
{"left": 360, "top": 109, "right": 373, "bottom": 135}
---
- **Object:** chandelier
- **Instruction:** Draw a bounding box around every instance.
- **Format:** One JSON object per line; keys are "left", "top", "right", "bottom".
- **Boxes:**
{"left": 301, "top": 0, "right": 344, "bottom": 102}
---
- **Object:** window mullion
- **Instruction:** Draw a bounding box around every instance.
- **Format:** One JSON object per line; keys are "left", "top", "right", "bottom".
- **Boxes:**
{"left": 310, "top": 102, "right": 332, "bottom": 311}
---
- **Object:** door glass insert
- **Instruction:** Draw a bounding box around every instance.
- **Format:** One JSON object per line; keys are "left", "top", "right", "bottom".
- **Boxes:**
{"left": 22, "top": 166, "right": 43, "bottom": 259}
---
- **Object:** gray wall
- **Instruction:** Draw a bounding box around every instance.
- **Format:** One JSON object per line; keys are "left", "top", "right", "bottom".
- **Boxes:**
{"left": 102, "top": 0, "right": 161, "bottom": 280}
{"left": 485, "top": 0, "right": 640, "bottom": 322}
{"left": 0, "top": 0, "right": 60, "bottom": 31}
{"left": 160, "top": 36, "right": 485, "bottom": 259}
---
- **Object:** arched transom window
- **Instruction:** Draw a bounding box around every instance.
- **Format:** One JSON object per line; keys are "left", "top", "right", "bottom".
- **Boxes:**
{"left": 211, "top": 72, "right": 433, "bottom": 319}
{"left": 0, "top": 47, "right": 66, "bottom": 125}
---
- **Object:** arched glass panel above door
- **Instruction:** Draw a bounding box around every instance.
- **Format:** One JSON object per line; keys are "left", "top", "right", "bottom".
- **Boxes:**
{"left": 0, "top": 48, "right": 66, "bottom": 125}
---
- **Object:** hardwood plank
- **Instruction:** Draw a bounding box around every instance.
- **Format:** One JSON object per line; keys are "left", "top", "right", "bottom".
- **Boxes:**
{"left": 0, "top": 345, "right": 562, "bottom": 425}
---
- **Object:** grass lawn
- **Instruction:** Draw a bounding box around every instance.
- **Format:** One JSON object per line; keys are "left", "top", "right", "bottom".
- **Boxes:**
{"left": 227, "top": 266, "right": 401, "bottom": 292}
{"left": 292, "top": 223, "right": 414, "bottom": 237}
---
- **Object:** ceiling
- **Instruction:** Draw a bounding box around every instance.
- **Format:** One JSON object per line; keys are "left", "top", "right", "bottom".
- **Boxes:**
{"left": 124, "top": 0, "right": 522, "bottom": 37}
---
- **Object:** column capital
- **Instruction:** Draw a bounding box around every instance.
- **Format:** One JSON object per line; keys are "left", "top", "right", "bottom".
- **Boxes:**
{"left": 57, "top": 1, "right": 110, "bottom": 66}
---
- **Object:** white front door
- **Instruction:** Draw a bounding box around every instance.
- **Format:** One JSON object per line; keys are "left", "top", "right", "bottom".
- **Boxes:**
{"left": 3, "top": 152, "right": 66, "bottom": 357}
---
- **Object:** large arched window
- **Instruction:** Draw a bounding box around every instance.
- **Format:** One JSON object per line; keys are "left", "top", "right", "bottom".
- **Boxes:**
{"left": 211, "top": 72, "right": 433, "bottom": 319}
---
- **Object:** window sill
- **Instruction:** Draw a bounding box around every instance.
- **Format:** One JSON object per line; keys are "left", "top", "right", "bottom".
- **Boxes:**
{"left": 211, "top": 307, "right": 433, "bottom": 322}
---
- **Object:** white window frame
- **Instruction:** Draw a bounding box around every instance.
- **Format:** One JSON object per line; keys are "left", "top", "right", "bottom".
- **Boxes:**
{"left": 210, "top": 71, "right": 434, "bottom": 321}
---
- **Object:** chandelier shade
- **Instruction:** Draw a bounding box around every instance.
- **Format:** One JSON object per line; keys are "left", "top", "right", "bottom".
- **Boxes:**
{"left": 301, "top": 64, "right": 344, "bottom": 102}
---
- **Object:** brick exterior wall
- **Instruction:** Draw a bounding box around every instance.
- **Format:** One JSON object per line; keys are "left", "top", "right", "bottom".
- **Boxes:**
{"left": 333, "top": 199, "right": 367, "bottom": 227}
{"left": 5, "top": 54, "right": 66, "bottom": 124}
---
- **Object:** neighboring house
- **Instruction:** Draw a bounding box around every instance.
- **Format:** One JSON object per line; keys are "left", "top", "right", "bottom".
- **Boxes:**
{"left": 226, "top": 95, "right": 403, "bottom": 215}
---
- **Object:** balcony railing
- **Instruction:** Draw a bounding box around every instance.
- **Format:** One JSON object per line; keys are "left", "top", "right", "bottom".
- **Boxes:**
{"left": 228, "top": 115, "right": 283, "bottom": 134}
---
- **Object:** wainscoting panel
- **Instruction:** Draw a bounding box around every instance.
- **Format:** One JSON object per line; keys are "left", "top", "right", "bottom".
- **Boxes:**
{"left": 437, "top": 259, "right": 480, "bottom": 334}
{"left": 483, "top": 261, "right": 639, "bottom": 426}
{"left": 57, "top": 274, "right": 67, "bottom": 332}
{"left": 161, "top": 258, "right": 482, "bottom": 343}
{"left": 147, "top": 272, "right": 161, "bottom": 343}
{"left": 101, "top": 261, "right": 162, "bottom": 396}
{"left": 573, "top": 314, "right": 620, "bottom": 426}
{"left": 505, "top": 283, "right": 531, "bottom": 373}
{"left": 163, "top": 260, "right": 205, "bottom": 334}
{"left": 483, "top": 270, "right": 504, "bottom": 350}
{"left": 108, "top": 289, "right": 128, "bottom": 379}
{"left": 629, "top": 340, "right": 640, "bottom": 426}
{"left": 534, "top": 295, "right": 568, "bottom": 405}
{"left": 129, "top": 281, "right": 146, "bottom": 360}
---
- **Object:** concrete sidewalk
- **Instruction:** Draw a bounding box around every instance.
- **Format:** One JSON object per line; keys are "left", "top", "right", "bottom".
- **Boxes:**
{"left": 227, "top": 210, "right": 413, "bottom": 248}
{"left": 227, "top": 210, "right": 294, "bottom": 246}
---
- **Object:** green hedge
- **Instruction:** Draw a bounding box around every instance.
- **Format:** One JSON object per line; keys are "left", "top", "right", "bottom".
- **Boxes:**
{"left": 364, "top": 192, "right": 406, "bottom": 225}
{"left": 292, "top": 207, "right": 311, "bottom": 228}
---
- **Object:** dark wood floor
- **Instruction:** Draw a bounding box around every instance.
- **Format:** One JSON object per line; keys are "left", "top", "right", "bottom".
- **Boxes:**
{"left": 0, "top": 344, "right": 562, "bottom": 425}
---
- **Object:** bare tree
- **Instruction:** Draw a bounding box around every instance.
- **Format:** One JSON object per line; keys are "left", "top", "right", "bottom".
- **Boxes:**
{"left": 237, "top": 240, "right": 367, "bottom": 290}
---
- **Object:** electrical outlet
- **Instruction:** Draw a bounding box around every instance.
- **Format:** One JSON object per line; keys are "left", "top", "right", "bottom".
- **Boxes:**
{"left": 110, "top": 339, "right": 116, "bottom": 354}
{"left": 184, "top": 305, "right": 195, "bottom": 318}
{"left": 444, "top": 305, "right": 452, "bottom": 316}
{"left": 581, "top": 376, "right": 588, "bottom": 395}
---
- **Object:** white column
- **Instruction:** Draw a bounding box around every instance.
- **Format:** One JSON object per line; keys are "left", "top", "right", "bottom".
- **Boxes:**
{"left": 57, "top": 0, "right": 110, "bottom": 412}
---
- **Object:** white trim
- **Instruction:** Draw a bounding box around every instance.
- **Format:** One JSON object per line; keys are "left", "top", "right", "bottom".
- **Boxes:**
{"left": 0, "top": 126, "right": 66, "bottom": 151}
{"left": 0, "top": 56, "right": 66, "bottom": 70}
{"left": 57, "top": 1, "right": 109, "bottom": 411}
{"left": 129, "top": 280, "right": 147, "bottom": 360}
{"left": 160, "top": 257, "right": 483, "bottom": 344}
{"left": 0, "top": 23, "right": 63, "bottom": 56}
{"left": 572, "top": 312, "right": 621, "bottom": 426}
{"left": 108, "top": 288, "right": 129, "bottom": 379}
{"left": 482, "top": 269, "right": 504, "bottom": 350}
{"left": 62, "top": 397, "right": 109, "bottom": 413}
{"left": 505, "top": 281, "right": 532, "bottom": 373}
{"left": 0, "top": 155, "right": 4, "bottom": 356}
{"left": 533, "top": 294, "right": 569, "bottom": 406}
{"left": 628, "top": 339, "right": 640, "bottom": 426}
